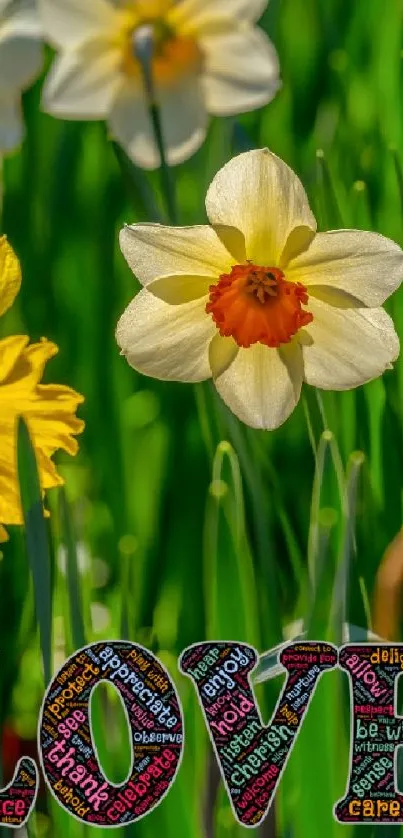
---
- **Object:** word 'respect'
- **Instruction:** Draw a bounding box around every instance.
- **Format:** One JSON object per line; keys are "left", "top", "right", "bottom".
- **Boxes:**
{"left": 2, "top": 641, "right": 403, "bottom": 828}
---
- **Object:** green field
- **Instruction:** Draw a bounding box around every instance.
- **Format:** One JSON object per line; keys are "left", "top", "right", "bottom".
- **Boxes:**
{"left": 1, "top": 0, "right": 403, "bottom": 835}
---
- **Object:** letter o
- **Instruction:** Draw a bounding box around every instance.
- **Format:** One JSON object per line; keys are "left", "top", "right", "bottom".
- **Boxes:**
{"left": 223, "top": 711, "right": 238, "bottom": 724}
{"left": 38, "top": 642, "right": 184, "bottom": 826}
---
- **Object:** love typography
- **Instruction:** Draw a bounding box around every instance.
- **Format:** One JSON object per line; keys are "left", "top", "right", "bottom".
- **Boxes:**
{"left": 2, "top": 640, "right": 403, "bottom": 829}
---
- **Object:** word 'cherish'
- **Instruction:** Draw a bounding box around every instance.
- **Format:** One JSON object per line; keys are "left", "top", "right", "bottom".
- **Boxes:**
{"left": 2, "top": 641, "right": 403, "bottom": 829}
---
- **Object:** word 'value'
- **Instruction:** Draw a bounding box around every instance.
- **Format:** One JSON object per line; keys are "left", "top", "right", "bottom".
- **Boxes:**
{"left": 2, "top": 640, "right": 403, "bottom": 828}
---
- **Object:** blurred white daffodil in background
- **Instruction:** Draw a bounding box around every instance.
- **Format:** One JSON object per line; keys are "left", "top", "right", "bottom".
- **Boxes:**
{"left": 0, "top": 0, "right": 43, "bottom": 151}
{"left": 39, "top": 0, "right": 280, "bottom": 169}
{"left": 116, "top": 148, "right": 403, "bottom": 430}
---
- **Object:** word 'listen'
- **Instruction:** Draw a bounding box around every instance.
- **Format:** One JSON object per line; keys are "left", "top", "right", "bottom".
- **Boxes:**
{"left": 2, "top": 640, "right": 403, "bottom": 828}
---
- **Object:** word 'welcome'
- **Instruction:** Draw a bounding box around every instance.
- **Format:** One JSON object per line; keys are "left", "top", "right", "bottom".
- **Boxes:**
{"left": 2, "top": 640, "right": 403, "bottom": 829}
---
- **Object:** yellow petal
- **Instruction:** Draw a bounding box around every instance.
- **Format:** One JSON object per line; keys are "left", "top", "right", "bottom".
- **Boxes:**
{"left": 205, "top": 148, "right": 317, "bottom": 266}
{"left": 0, "top": 524, "right": 9, "bottom": 543}
{"left": 0, "top": 335, "right": 84, "bottom": 532}
{"left": 149, "top": 274, "right": 213, "bottom": 304}
{"left": 214, "top": 341, "right": 303, "bottom": 429}
{"left": 287, "top": 230, "right": 403, "bottom": 305}
{"left": 300, "top": 298, "right": 400, "bottom": 390}
{"left": 116, "top": 288, "right": 216, "bottom": 382}
{"left": 209, "top": 333, "right": 239, "bottom": 377}
{"left": 0, "top": 237, "right": 22, "bottom": 317}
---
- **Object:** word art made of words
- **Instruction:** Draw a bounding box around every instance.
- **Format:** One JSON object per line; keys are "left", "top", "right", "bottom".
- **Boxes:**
{"left": 2, "top": 640, "right": 403, "bottom": 828}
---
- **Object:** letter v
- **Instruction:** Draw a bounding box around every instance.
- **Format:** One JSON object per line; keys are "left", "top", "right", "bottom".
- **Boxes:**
{"left": 179, "top": 641, "right": 337, "bottom": 827}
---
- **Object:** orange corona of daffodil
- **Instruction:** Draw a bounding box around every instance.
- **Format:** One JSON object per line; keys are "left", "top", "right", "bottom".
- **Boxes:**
{"left": 39, "top": 0, "right": 280, "bottom": 169}
{"left": 0, "top": 236, "right": 84, "bottom": 542}
{"left": 116, "top": 148, "right": 403, "bottom": 430}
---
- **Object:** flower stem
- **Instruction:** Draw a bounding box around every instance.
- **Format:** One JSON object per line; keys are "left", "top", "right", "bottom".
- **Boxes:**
{"left": 134, "top": 25, "right": 177, "bottom": 224}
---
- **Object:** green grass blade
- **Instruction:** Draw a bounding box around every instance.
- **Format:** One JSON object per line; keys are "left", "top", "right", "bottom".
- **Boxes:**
{"left": 17, "top": 417, "right": 52, "bottom": 685}
{"left": 58, "top": 487, "right": 86, "bottom": 651}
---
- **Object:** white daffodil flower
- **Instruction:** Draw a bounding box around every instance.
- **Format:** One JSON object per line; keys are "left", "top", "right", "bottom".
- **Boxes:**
{"left": 0, "top": 0, "right": 43, "bottom": 152}
{"left": 39, "top": 0, "right": 280, "bottom": 169}
{"left": 116, "top": 149, "right": 403, "bottom": 431}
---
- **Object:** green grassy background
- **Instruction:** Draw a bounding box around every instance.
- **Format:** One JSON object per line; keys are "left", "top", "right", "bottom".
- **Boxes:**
{"left": 1, "top": 0, "right": 403, "bottom": 835}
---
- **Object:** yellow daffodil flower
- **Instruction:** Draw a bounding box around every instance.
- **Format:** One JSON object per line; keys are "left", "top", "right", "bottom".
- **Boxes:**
{"left": 0, "top": 0, "right": 43, "bottom": 152}
{"left": 0, "top": 237, "right": 84, "bottom": 541}
{"left": 116, "top": 148, "right": 403, "bottom": 430}
{"left": 39, "top": 0, "right": 280, "bottom": 169}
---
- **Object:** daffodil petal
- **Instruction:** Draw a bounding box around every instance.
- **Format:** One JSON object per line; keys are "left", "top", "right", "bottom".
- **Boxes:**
{"left": 201, "top": 27, "right": 280, "bottom": 116}
{"left": 0, "top": 238, "right": 22, "bottom": 317}
{"left": 0, "top": 524, "right": 9, "bottom": 543}
{"left": 116, "top": 288, "right": 215, "bottom": 382}
{"left": 149, "top": 274, "right": 212, "bottom": 304}
{"left": 301, "top": 298, "right": 399, "bottom": 390}
{"left": 214, "top": 341, "right": 303, "bottom": 429}
{"left": 38, "top": 0, "right": 118, "bottom": 48}
{"left": 42, "top": 40, "right": 123, "bottom": 118}
{"left": 0, "top": 4, "right": 42, "bottom": 38}
{"left": 109, "top": 75, "right": 207, "bottom": 170}
{"left": 168, "top": 0, "right": 268, "bottom": 34}
{"left": 287, "top": 229, "right": 403, "bottom": 306}
{"left": 0, "top": 334, "right": 84, "bottom": 533}
{"left": 0, "top": 91, "right": 23, "bottom": 152}
{"left": 119, "top": 223, "right": 234, "bottom": 285}
{"left": 205, "top": 148, "right": 317, "bottom": 266}
{"left": 213, "top": 225, "right": 246, "bottom": 262}
{"left": 209, "top": 334, "right": 239, "bottom": 377}
{"left": 0, "top": 336, "right": 28, "bottom": 382}
{"left": 0, "top": 8, "right": 43, "bottom": 90}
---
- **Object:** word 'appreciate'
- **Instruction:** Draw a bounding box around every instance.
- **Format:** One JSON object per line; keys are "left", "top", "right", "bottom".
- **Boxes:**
{"left": 2, "top": 641, "right": 403, "bottom": 828}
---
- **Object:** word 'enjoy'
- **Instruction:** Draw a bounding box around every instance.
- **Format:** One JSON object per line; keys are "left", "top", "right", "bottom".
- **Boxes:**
{"left": 2, "top": 641, "right": 403, "bottom": 828}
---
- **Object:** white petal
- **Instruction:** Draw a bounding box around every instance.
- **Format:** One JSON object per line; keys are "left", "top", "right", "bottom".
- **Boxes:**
{"left": 301, "top": 297, "right": 400, "bottom": 390}
{"left": 168, "top": 0, "right": 268, "bottom": 34}
{"left": 201, "top": 27, "right": 280, "bottom": 116}
{"left": 1, "top": 4, "right": 42, "bottom": 38}
{"left": 286, "top": 229, "right": 403, "bottom": 306}
{"left": 38, "top": 0, "right": 118, "bottom": 48}
{"left": 119, "top": 223, "right": 234, "bottom": 285}
{"left": 0, "top": 92, "right": 23, "bottom": 152}
{"left": 214, "top": 341, "right": 303, "bottom": 429}
{"left": 116, "top": 288, "right": 216, "bottom": 382}
{"left": 206, "top": 148, "right": 317, "bottom": 266}
{"left": 109, "top": 75, "right": 207, "bottom": 169}
{"left": 42, "top": 41, "right": 123, "bottom": 118}
{"left": 0, "top": 5, "right": 43, "bottom": 91}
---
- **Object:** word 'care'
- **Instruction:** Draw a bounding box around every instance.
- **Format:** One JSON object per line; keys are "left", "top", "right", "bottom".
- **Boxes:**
{"left": 2, "top": 641, "right": 403, "bottom": 828}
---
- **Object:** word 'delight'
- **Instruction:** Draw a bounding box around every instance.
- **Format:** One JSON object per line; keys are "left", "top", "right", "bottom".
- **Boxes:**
{"left": 1, "top": 641, "right": 403, "bottom": 828}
